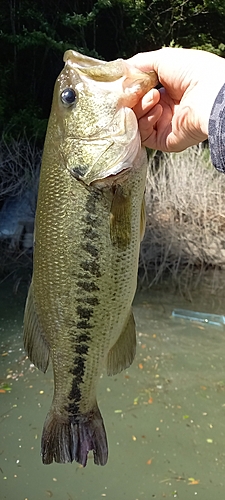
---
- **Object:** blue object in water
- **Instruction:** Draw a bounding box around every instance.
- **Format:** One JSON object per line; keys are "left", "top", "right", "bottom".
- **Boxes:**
{"left": 172, "top": 308, "right": 225, "bottom": 327}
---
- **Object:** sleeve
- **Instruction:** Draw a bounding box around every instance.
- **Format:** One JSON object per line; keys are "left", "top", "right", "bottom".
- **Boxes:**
{"left": 208, "top": 83, "right": 225, "bottom": 173}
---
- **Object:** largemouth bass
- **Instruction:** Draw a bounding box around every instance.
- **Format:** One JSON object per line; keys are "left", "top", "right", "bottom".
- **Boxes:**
{"left": 23, "top": 50, "right": 157, "bottom": 467}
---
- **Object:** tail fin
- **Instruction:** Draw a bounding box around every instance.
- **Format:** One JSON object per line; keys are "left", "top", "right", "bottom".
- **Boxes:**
{"left": 41, "top": 404, "right": 108, "bottom": 467}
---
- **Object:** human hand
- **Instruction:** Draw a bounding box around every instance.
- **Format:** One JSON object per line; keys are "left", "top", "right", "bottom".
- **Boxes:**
{"left": 128, "top": 48, "right": 225, "bottom": 152}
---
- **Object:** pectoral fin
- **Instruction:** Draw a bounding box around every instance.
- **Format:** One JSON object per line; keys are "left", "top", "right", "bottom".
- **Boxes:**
{"left": 23, "top": 283, "right": 50, "bottom": 372}
{"left": 140, "top": 194, "right": 146, "bottom": 241}
{"left": 107, "top": 310, "right": 136, "bottom": 376}
{"left": 110, "top": 186, "right": 131, "bottom": 251}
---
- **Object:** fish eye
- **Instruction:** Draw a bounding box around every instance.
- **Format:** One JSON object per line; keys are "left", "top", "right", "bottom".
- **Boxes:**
{"left": 61, "top": 88, "right": 77, "bottom": 107}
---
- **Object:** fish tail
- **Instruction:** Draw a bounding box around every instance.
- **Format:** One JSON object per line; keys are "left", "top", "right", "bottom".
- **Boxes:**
{"left": 41, "top": 403, "right": 108, "bottom": 467}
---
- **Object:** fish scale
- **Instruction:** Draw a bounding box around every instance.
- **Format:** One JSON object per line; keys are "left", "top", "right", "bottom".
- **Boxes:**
{"left": 23, "top": 50, "right": 158, "bottom": 467}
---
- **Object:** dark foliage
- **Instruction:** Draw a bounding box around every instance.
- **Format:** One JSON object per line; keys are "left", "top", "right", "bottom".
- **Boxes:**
{"left": 0, "top": 0, "right": 225, "bottom": 141}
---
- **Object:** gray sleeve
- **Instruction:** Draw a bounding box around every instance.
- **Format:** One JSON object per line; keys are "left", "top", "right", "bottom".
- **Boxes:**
{"left": 208, "top": 83, "right": 225, "bottom": 173}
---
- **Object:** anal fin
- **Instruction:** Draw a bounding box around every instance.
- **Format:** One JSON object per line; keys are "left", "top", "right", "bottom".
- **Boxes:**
{"left": 23, "top": 283, "right": 50, "bottom": 372}
{"left": 107, "top": 310, "right": 136, "bottom": 376}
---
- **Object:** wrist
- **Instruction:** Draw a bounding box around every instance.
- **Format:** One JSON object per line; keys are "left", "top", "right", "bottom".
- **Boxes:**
{"left": 208, "top": 82, "right": 225, "bottom": 173}
{"left": 205, "top": 80, "right": 225, "bottom": 136}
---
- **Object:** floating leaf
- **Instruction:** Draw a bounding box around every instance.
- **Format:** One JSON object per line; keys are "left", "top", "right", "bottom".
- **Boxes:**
{"left": 0, "top": 383, "right": 12, "bottom": 392}
{"left": 188, "top": 479, "right": 200, "bottom": 485}
{"left": 46, "top": 491, "right": 53, "bottom": 498}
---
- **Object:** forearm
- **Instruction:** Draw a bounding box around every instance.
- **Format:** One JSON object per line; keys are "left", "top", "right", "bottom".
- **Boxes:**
{"left": 208, "top": 83, "right": 225, "bottom": 173}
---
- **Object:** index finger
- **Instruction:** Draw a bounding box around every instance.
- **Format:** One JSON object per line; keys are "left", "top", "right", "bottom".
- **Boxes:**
{"left": 132, "top": 88, "right": 160, "bottom": 119}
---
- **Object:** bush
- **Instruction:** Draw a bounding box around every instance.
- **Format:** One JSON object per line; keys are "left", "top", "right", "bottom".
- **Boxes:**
{"left": 139, "top": 146, "right": 225, "bottom": 289}
{"left": 0, "top": 134, "right": 41, "bottom": 203}
{"left": 0, "top": 135, "right": 41, "bottom": 280}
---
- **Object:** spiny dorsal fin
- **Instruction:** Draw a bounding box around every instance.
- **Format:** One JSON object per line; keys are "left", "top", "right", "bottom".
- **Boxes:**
{"left": 110, "top": 186, "right": 131, "bottom": 251}
{"left": 107, "top": 310, "right": 136, "bottom": 376}
{"left": 23, "top": 283, "right": 50, "bottom": 372}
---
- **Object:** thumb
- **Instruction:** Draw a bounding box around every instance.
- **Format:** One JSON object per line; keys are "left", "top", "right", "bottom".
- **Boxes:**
{"left": 127, "top": 51, "right": 160, "bottom": 75}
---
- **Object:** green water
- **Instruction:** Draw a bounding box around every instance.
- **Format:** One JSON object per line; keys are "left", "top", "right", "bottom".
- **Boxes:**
{"left": 1, "top": 275, "right": 225, "bottom": 500}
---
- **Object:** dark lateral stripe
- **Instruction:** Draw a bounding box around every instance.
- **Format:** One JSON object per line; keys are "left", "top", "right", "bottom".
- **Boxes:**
{"left": 75, "top": 343, "right": 89, "bottom": 355}
{"left": 83, "top": 228, "right": 99, "bottom": 240}
{"left": 67, "top": 340, "right": 91, "bottom": 415}
{"left": 87, "top": 190, "right": 102, "bottom": 206}
{"left": 70, "top": 357, "right": 85, "bottom": 377}
{"left": 82, "top": 242, "right": 99, "bottom": 257}
{"left": 66, "top": 191, "right": 103, "bottom": 417}
{"left": 67, "top": 393, "right": 81, "bottom": 416}
{"left": 77, "top": 281, "right": 99, "bottom": 292}
{"left": 76, "top": 305, "right": 93, "bottom": 320}
{"left": 76, "top": 296, "right": 100, "bottom": 306}
{"left": 67, "top": 356, "right": 84, "bottom": 414}
{"left": 80, "top": 260, "right": 101, "bottom": 277}
{"left": 77, "top": 333, "right": 91, "bottom": 343}
{"left": 77, "top": 320, "right": 93, "bottom": 329}
{"left": 82, "top": 214, "right": 98, "bottom": 226}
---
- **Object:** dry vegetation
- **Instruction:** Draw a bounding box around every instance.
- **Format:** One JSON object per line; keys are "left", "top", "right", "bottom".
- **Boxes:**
{"left": 1, "top": 140, "right": 225, "bottom": 290}
{"left": 139, "top": 146, "right": 225, "bottom": 289}
{"left": 0, "top": 136, "right": 41, "bottom": 202}
{"left": 0, "top": 137, "right": 41, "bottom": 283}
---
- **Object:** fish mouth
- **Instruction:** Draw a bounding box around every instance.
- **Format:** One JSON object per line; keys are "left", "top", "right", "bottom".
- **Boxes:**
{"left": 63, "top": 50, "right": 158, "bottom": 107}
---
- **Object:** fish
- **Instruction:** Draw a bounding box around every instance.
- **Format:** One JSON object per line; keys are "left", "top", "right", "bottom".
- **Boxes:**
{"left": 23, "top": 50, "right": 157, "bottom": 467}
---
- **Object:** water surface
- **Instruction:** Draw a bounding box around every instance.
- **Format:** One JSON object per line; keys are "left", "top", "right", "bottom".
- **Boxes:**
{"left": 1, "top": 275, "right": 225, "bottom": 500}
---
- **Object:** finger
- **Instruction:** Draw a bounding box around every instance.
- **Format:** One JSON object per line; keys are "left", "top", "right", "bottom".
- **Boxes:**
{"left": 133, "top": 88, "right": 160, "bottom": 119}
{"left": 142, "top": 129, "right": 158, "bottom": 150}
{"left": 138, "top": 104, "right": 162, "bottom": 144}
{"left": 127, "top": 51, "right": 160, "bottom": 74}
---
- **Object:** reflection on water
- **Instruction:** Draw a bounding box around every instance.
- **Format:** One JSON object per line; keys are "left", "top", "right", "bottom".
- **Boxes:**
{"left": 1, "top": 274, "right": 225, "bottom": 500}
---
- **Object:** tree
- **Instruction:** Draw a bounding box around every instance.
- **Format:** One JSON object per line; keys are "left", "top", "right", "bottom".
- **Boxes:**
{"left": 0, "top": 0, "right": 225, "bottom": 139}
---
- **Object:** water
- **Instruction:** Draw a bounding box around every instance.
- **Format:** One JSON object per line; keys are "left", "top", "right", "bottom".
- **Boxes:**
{"left": 1, "top": 276, "right": 225, "bottom": 500}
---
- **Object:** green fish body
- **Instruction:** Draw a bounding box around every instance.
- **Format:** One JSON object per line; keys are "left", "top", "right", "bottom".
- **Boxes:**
{"left": 23, "top": 50, "right": 157, "bottom": 467}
